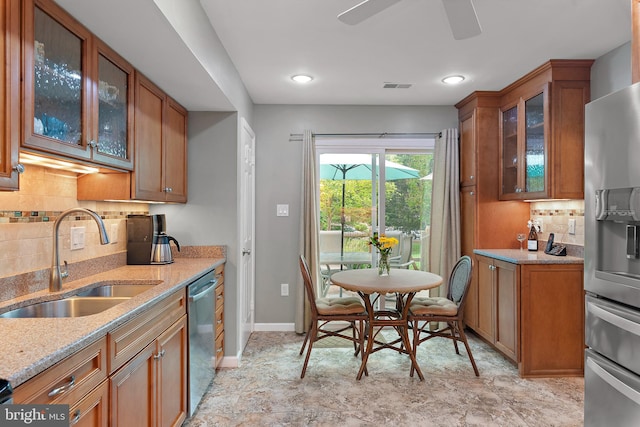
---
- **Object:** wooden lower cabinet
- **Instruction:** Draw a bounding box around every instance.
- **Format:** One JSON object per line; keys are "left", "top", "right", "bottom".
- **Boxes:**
{"left": 110, "top": 315, "right": 188, "bottom": 427}
{"left": 520, "top": 263, "right": 584, "bottom": 377}
{"left": 69, "top": 379, "right": 109, "bottom": 427}
{"left": 469, "top": 254, "right": 583, "bottom": 377}
{"left": 474, "top": 256, "right": 518, "bottom": 361}
{"left": 214, "top": 264, "right": 225, "bottom": 368}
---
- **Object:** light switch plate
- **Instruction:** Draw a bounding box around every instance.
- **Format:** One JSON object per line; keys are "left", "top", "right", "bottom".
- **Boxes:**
{"left": 568, "top": 218, "right": 576, "bottom": 235}
{"left": 70, "top": 226, "right": 85, "bottom": 250}
{"left": 276, "top": 204, "right": 289, "bottom": 217}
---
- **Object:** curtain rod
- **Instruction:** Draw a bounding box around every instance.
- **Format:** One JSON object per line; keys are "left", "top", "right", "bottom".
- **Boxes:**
{"left": 289, "top": 132, "right": 440, "bottom": 141}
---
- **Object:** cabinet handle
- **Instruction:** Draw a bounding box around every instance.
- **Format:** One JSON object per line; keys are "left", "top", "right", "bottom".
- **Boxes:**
{"left": 12, "top": 163, "right": 25, "bottom": 174}
{"left": 217, "top": 319, "right": 222, "bottom": 324}
{"left": 71, "top": 410, "right": 81, "bottom": 425}
{"left": 469, "top": 175, "right": 474, "bottom": 180}
{"left": 164, "top": 187, "right": 173, "bottom": 193}
{"left": 48, "top": 375, "right": 76, "bottom": 397}
{"left": 88, "top": 140, "right": 97, "bottom": 149}
{"left": 216, "top": 348, "right": 223, "bottom": 354}
{"left": 153, "top": 349, "right": 166, "bottom": 360}
{"left": 488, "top": 265, "right": 496, "bottom": 271}
{"left": 216, "top": 295, "right": 223, "bottom": 300}
{"left": 469, "top": 191, "right": 474, "bottom": 196}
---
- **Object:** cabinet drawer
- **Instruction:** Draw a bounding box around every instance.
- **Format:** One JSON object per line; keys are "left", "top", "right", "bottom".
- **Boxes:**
{"left": 215, "top": 304, "right": 224, "bottom": 338}
{"left": 108, "top": 289, "right": 186, "bottom": 374}
{"left": 14, "top": 337, "right": 107, "bottom": 406}
{"left": 215, "top": 333, "right": 224, "bottom": 368}
{"left": 215, "top": 264, "right": 224, "bottom": 283}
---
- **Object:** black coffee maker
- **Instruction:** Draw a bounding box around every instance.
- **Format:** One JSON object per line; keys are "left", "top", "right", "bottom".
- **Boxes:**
{"left": 127, "top": 214, "right": 180, "bottom": 265}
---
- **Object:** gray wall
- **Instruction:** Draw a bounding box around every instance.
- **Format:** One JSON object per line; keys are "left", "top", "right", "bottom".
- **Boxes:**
{"left": 251, "top": 105, "right": 457, "bottom": 324}
{"left": 591, "top": 41, "right": 632, "bottom": 100}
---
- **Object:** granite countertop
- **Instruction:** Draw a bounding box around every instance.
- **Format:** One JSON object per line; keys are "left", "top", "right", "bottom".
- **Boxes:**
{"left": 473, "top": 249, "right": 584, "bottom": 265}
{"left": 0, "top": 257, "right": 224, "bottom": 388}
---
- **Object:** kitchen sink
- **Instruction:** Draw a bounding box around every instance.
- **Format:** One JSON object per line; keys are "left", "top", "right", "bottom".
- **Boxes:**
{"left": 0, "top": 297, "right": 131, "bottom": 319}
{"left": 74, "top": 284, "right": 157, "bottom": 297}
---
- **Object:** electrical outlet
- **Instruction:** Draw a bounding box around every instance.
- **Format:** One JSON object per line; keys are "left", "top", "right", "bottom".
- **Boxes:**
{"left": 110, "top": 223, "right": 118, "bottom": 244}
{"left": 536, "top": 217, "right": 544, "bottom": 233}
{"left": 70, "top": 226, "right": 85, "bottom": 250}
{"left": 280, "top": 283, "right": 289, "bottom": 296}
{"left": 568, "top": 218, "right": 576, "bottom": 235}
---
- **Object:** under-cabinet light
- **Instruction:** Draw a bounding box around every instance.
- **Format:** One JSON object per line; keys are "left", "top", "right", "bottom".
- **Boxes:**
{"left": 19, "top": 152, "right": 100, "bottom": 174}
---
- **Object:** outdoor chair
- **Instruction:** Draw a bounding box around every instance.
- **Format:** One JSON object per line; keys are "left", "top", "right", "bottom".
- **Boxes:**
{"left": 389, "top": 232, "right": 418, "bottom": 270}
{"left": 298, "top": 255, "right": 368, "bottom": 378}
{"left": 408, "top": 255, "right": 479, "bottom": 376}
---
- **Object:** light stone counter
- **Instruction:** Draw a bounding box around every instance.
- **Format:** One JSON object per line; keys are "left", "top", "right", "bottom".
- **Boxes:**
{"left": 0, "top": 257, "right": 223, "bottom": 387}
{"left": 473, "top": 249, "right": 584, "bottom": 265}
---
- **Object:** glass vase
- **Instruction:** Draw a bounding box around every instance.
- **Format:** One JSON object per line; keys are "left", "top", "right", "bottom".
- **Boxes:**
{"left": 378, "top": 253, "right": 390, "bottom": 276}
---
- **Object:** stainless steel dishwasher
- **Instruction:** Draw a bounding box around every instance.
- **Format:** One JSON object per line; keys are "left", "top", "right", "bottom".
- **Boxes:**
{"left": 187, "top": 271, "right": 218, "bottom": 416}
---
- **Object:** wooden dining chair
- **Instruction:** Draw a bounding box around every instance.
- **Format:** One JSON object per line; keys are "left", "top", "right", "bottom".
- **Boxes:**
{"left": 408, "top": 255, "right": 479, "bottom": 376}
{"left": 298, "top": 255, "right": 368, "bottom": 378}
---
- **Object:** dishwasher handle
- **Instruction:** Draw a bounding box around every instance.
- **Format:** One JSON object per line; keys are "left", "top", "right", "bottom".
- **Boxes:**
{"left": 189, "top": 278, "right": 218, "bottom": 302}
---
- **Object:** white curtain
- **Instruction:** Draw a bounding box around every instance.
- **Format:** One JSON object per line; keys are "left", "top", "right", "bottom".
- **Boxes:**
{"left": 428, "top": 128, "right": 461, "bottom": 295}
{"left": 296, "top": 130, "right": 320, "bottom": 334}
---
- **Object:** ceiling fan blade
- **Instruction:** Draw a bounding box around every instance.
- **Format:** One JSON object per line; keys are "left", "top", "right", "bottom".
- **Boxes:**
{"left": 337, "top": 0, "right": 402, "bottom": 25}
{"left": 441, "top": 0, "right": 482, "bottom": 40}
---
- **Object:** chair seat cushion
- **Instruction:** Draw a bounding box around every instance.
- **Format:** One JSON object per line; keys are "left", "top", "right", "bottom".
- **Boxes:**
{"left": 316, "top": 296, "right": 365, "bottom": 315}
{"left": 409, "top": 296, "right": 458, "bottom": 316}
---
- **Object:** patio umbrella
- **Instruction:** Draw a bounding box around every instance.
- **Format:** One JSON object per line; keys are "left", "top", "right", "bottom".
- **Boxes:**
{"left": 319, "top": 153, "right": 421, "bottom": 255}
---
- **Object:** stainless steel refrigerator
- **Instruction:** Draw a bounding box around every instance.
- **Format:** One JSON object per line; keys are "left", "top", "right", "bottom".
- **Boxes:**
{"left": 585, "top": 82, "right": 640, "bottom": 426}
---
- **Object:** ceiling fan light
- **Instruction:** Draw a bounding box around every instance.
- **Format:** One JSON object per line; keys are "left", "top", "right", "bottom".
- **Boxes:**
{"left": 292, "top": 74, "right": 313, "bottom": 84}
{"left": 442, "top": 75, "right": 465, "bottom": 85}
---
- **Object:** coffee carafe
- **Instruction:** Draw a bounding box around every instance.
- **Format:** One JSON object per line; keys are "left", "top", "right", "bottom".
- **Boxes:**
{"left": 127, "top": 214, "right": 180, "bottom": 265}
{"left": 151, "top": 233, "right": 181, "bottom": 264}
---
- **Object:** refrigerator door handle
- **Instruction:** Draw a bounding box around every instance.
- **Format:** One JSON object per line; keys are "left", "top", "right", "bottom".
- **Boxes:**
{"left": 587, "top": 357, "right": 640, "bottom": 405}
{"left": 588, "top": 301, "right": 640, "bottom": 336}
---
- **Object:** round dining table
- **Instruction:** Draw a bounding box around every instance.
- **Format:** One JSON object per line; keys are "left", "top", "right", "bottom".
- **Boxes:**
{"left": 330, "top": 268, "right": 443, "bottom": 380}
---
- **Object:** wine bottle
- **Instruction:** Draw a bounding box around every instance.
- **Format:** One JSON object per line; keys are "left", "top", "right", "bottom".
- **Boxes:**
{"left": 527, "top": 224, "right": 538, "bottom": 251}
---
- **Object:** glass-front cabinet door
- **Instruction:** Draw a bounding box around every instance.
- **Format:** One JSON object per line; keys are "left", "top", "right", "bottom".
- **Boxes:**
{"left": 499, "top": 87, "right": 549, "bottom": 200}
{"left": 22, "top": 0, "right": 134, "bottom": 170}
{"left": 91, "top": 41, "right": 134, "bottom": 170}
{"left": 524, "top": 93, "right": 546, "bottom": 194}
{"left": 500, "top": 105, "right": 518, "bottom": 196}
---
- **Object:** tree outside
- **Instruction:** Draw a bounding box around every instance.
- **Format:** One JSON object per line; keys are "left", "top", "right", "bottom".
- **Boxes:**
{"left": 319, "top": 153, "right": 433, "bottom": 246}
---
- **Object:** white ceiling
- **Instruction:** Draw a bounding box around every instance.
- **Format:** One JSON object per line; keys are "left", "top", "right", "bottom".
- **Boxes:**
{"left": 55, "top": 0, "right": 631, "bottom": 109}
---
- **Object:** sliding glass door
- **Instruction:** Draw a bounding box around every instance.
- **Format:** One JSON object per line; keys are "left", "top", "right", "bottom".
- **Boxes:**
{"left": 317, "top": 139, "right": 434, "bottom": 296}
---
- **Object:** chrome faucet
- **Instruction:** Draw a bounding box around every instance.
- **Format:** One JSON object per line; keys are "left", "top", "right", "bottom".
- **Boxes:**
{"left": 50, "top": 208, "right": 110, "bottom": 292}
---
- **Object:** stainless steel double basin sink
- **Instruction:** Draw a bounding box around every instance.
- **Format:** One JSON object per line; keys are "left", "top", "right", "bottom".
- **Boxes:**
{"left": 0, "top": 283, "right": 159, "bottom": 319}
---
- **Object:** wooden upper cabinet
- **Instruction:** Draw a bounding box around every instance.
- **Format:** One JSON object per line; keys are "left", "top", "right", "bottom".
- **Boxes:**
{"left": 90, "top": 39, "right": 135, "bottom": 170}
{"left": 459, "top": 113, "right": 476, "bottom": 187}
{"left": 0, "top": 0, "right": 20, "bottom": 191}
{"left": 21, "top": 0, "right": 134, "bottom": 171}
{"left": 77, "top": 73, "right": 187, "bottom": 203}
{"left": 163, "top": 98, "right": 188, "bottom": 203}
{"left": 498, "top": 60, "right": 593, "bottom": 200}
{"left": 133, "top": 73, "right": 187, "bottom": 203}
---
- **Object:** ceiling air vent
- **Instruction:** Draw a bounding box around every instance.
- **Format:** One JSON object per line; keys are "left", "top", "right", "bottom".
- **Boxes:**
{"left": 383, "top": 83, "right": 412, "bottom": 89}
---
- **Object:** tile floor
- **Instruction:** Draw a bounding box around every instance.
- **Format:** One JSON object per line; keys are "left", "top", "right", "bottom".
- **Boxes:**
{"left": 184, "top": 330, "right": 584, "bottom": 426}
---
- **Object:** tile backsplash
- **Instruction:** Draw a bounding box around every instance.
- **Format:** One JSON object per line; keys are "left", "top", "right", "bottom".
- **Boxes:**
{"left": 0, "top": 165, "right": 148, "bottom": 279}
{"left": 530, "top": 199, "right": 584, "bottom": 248}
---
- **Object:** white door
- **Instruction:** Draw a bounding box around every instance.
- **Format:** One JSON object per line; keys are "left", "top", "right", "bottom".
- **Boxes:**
{"left": 239, "top": 117, "right": 255, "bottom": 352}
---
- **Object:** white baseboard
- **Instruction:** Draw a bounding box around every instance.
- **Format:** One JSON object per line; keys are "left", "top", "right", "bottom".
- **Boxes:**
{"left": 253, "top": 323, "right": 296, "bottom": 332}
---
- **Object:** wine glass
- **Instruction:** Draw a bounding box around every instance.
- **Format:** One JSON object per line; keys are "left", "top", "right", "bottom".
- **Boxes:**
{"left": 516, "top": 233, "right": 526, "bottom": 250}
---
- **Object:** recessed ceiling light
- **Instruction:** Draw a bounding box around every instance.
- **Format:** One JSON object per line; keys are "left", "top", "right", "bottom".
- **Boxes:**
{"left": 441, "top": 75, "right": 465, "bottom": 85}
{"left": 291, "top": 74, "right": 313, "bottom": 84}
